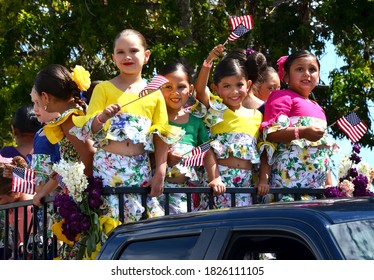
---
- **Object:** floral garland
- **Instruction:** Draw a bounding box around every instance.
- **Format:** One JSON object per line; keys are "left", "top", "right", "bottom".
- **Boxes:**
{"left": 325, "top": 143, "right": 374, "bottom": 198}
{"left": 51, "top": 159, "right": 120, "bottom": 259}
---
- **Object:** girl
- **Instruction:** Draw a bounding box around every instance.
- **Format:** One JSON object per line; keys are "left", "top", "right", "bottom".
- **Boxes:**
{"left": 156, "top": 62, "right": 225, "bottom": 214}
{"left": 0, "top": 156, "right": 33, "bottom": 259}
{"left": 31, "top": 64, "right": 96, "bottom": 205}
{"left": 197, "top": 58, "right": 271, "bottom": 209}
{"left": 261, "top": 50, "right": 335, "bottom": 201}
{"left": 73, "top": 29, "right": 183, "bottom": 222}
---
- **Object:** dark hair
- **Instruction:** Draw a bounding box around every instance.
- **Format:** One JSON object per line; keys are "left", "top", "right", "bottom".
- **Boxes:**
{"left": 213, "top": 58, "right": 248, "bottom": 85}
{"left": 12, "top": 104, "right": 42, "bottom": 134}
{"left": 253, "top": 66, "right": 278, "bottom": 88}
{"left": 283, "top": 50, "right": 320, "bottom": 74}
{"left": 34, "top": 64, "right": 86, "bottom": 111}
{"left": 113, "top": 29, "right": 147, "bottom": 50}
{"left": 246, "top": 51, "right": 268, "bottom": 84}
{"left": 158, "top": 62, "right": 192, "bottom": 84}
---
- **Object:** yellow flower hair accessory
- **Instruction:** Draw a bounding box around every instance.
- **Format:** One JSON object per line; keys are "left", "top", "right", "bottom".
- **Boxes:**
{"left": 71, "top": 65, "right": 91, "bottom": 91}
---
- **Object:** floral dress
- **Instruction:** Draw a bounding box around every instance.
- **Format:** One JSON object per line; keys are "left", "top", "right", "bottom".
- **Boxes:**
{"left": 158, "top": 103, "right": 210, "bottom": 214}
{"left": 30, "top": 127, "right": 61, "bottom": 259}
{"left": 44, "top": 107, "right": 87, "bottom": 259}
{"left": 196, "top": 93, "right": 271, "bottom": 209}
{"left": 261, "top": 89, "right": 337, "bottom": 202}
{"left": 72, "top": 82, "right": 184, "bottom": 223}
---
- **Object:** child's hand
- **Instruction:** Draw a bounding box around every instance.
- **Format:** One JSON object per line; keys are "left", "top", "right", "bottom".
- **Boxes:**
{"left": 33, "top": 192, "right": 44, "bottom": 206}
{"left": 167, "top": 150, "right": 183, "bottom": 167}
{"left": 300, "top": 126, "right": 325, "bottom": 142}
{"left": 256, "top": 179, "right": 269, "bottom": 196}
{"left": 3, "top": 164, "right": 13, "bottom": 178}
{"left": 145, "top": 171, "right": 165, "bottom": 197}
{"left": 206, "top": 44, "right": 225, "bottom": 64}
{"left": 98, "top": 103, "right": 122, "bottom": 123}
{"left": 207, "top": 177, "right": 226, "bottom": 196}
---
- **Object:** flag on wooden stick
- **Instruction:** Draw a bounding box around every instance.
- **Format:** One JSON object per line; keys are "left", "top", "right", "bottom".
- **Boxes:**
{"left": 182, "top": 141, "right": 212, "bottom": 167}
{"left": 228, "top": 24, "right": 251, "bottom": 41}
{"left": 336, "top": 111, "right": 368, "bottom": 142}
{"left": 12, "top": 167, "right": 36, "bottom": 194}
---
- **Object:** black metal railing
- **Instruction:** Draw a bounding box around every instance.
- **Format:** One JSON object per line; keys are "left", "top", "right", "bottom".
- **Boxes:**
{"left": 0, "top": 187, "right": 326, "bottom": 260}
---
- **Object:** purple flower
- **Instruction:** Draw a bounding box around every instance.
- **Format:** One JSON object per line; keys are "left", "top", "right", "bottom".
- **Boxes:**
{"left": 352, "top": 174, "right": 369, "bottom": 189}
{"left": 350, "top": 153, "right": 361, "bottom": 164}
{"left": 349, "top": 168, "right": 358, "bottom": 178}
{"left": 324, "top": 186, "right": 344, "bottom": 198}
{"left": 352, "top": 143, "right": 361, "bottom": 154}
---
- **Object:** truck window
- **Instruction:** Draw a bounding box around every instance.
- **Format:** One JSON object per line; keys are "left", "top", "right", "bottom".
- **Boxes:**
{"left": 224, "top": 231, "right": 316, "bottom": 260}
{"left": 119, "top": 235, "right": 199, "bottom": 260}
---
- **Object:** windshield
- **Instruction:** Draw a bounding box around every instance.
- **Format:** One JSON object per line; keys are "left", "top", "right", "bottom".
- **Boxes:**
{"left": 330, "top": 219, "right": 374, "bottom": 260}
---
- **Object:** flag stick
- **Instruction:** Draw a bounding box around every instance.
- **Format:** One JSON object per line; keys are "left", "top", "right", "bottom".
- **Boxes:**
{"left": 120, "top": 90, "right": 156, "bottom": 108}
{"left": 5, "top": 164, "right": 50, "bottom": 176}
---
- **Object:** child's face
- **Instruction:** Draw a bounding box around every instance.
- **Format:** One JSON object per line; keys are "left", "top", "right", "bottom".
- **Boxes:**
{"left": 258, "top": 72, "right": 280, "bottom": 101}
{"left": 215, "top": 74, "right": 249, "bottom": 111}
{"left": 30, "top": 88, "right": 60, "bottom": 123}
{"left": 284, "top": 56, "right": 320, "bottom": 98}
{"left": 112, "top": 34, "right": 150, "bottom": 76}
{"left": 161, "top": 69, "right": 193, "bottom": 112}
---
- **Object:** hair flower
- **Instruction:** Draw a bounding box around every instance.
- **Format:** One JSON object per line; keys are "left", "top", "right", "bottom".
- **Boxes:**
{"left": 324, "top": 144, "right": 374, "bottom": 198}
{"left": 277, "top": 55, "right": 288, "bottom": 82}
{"left": 71, "top": 65, "right": 91, "bottom": 91}
{"left": 246, "top": 48, "right": 255, "bottom": 56}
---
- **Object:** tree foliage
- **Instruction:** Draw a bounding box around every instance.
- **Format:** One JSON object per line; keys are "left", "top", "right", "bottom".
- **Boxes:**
{"left": 0, "top": 0, "right": 373, "bottom": 147}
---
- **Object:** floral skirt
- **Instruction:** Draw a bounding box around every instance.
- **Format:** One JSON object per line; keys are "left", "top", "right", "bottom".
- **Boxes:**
{"left": 196, "top": 165, "right": 253, "bottom": 210}
{"left": 269, "top": 145, "right": 330, "bottom": 202}
{"left": 94, "top": 149, "right": 164, "bottom": 223}
{"left": 158, "top": 181, "right": 198, "bottom": 215}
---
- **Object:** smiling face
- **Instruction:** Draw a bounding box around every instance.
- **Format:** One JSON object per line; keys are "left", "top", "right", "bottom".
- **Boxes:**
{"left": 213, "top": 74, "right": 249, "bottom": 111}
{"left": 161, "top": 68, "right": 193, "bottom": 113}
{"left": 112, "top": 34, "right": 150, "bottom": 76}
{"left": 284, "top": 55, "right": 320, "bottom": 98}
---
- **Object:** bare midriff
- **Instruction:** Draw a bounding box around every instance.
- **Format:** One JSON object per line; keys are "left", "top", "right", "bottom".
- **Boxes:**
{"left": 102, "top": 139, "right": 145, "bottom": 156}
{"left": 218, "top": 155, "right": 252, "bottom": 170}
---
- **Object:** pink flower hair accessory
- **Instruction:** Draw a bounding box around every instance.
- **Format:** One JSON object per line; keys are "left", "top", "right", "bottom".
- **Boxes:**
{"left": 277, "top": 55, "right": 288, "bottom": 82}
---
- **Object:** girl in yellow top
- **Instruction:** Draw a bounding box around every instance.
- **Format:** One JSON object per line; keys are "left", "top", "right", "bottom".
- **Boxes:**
{"left": 196, "top": 58, "right": 272, "bottom": 209}
{"left": 73, "top": 29, "right": 183, "bottom": 222}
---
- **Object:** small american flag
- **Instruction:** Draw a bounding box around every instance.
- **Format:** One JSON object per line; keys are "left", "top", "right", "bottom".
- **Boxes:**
{"left": 142, "top": 74, "right": 169, "bottom": 93}
{"left": 337, "top": 111, "right": 368, "bottom": 142}
{"left": 228, "top": 24, "right": 251, "bottom": 41}
{"left": 229, "top": 15, "right": 254, "bottom": 31}
{"left": 182, "top": 141, "right": 211, "bottom": 167}
{"left": 12, "top": 167, "right": 36, "bottom": 194}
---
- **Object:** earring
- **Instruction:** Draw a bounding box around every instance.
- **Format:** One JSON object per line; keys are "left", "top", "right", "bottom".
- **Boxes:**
{"left": 44, "top": 104, "right": 48, "bottom": 110}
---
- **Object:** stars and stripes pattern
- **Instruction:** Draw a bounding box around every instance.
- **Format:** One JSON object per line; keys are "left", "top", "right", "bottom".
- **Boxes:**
{"left": 12, "top": 167, "right": 36, "bottom": 194}
{"left": 228, "top": 24, "right": 251, "bottom": 41}
{"left": 142, "top": 74, "right": 169, "bottom": 93}
{"left": 336, "top": 111, "right": 368, "bottom": 142}
{"left": 229, "top": 15, "right": 254, "bottom": 31}
{"left": 182, "top": 141, "right": 211, "bottom": 167}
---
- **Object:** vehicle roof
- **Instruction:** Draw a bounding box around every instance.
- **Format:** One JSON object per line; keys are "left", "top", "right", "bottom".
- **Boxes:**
{"left": 113, "top": 197, "right": 374, "bottom": 233}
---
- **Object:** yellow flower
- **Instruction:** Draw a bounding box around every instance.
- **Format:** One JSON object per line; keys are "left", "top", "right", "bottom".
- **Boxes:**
{"left": 100, "top": 216, "right": 121, "bottom": 236}
{"left": 51, "top": 220, "right": 80, "bottom": 246}
{"left": 71, "top": 65, "right": 91, "bottom": 91}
